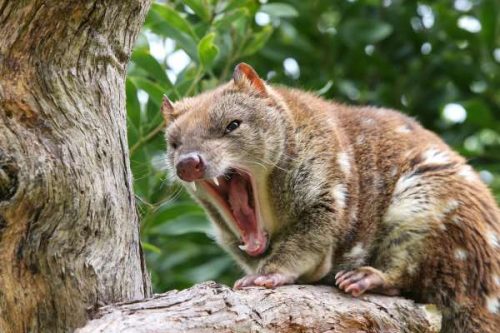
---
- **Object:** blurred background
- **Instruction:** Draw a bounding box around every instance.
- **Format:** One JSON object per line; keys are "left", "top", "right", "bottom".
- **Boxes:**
{"left": 126, "top": 0, "right": 500, "bottom": 293}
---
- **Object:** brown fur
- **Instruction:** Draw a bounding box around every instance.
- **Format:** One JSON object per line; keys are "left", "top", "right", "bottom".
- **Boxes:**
{"left": 163, "top": 64, "right": 500, "bottom": 332}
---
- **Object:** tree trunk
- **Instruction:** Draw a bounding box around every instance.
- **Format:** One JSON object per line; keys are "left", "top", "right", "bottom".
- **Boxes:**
{"left": 78, "top": 282, "right": 442, "bottom": 333}
{"left": 0, "top": 1, "right": 152, "bottom": 332}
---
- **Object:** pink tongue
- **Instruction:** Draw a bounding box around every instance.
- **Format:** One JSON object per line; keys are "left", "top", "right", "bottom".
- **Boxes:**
{"left": 228, "top": 175, "right": 253, "bottom": 216}
{"left": 228, "top": 174, "right": 263, "bottom": 255}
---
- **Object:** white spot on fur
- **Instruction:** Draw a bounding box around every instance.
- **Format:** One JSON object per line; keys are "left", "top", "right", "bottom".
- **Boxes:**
{"left": 325, "top": 117, "right": 337, "bottom": 132}
{"left": 386, "top": 196, "right": 432, "bottom": 221}
{"left": 337, "top": 152, "right": 351, "bottom": 176}
{"left": 422, "top": 148, "right": 450, "bottom": 164}
{"left": 486, "top": 296, "right": 499, "bottom": 314}
{"left": 332, "top": 184, "right": 347, "bottom": 210}
{"left": 350, "top": 209, "right": 357, "bottom": 222}
{"left": 363, "top": 118, "right": 376, "bottom": 126}
{"left": 446, "top": 200, "right": 459, "bottom": 210}
{"left": 454, "top": 248, "right": 468, "bottom": 260}
{"left": 396, "top": 125, "right": 412, "bottom": 133}
{"left": 493, "top": 274, "right": 500, "bottom": 286}
{"left": 372, "top": 172, "right": 384, "bottom": 190}
{"left": 393, "top": 174, "right": 419, "bottom": 196}
{"left": 407, "top": 262, "right": 418, "bottom": 275}
{"left": 386, "top": 173, "right": 435, "bottom": 222}
{"left": 435, "top": 200, "right": 460, "bottom": 225}
{"left": 458, "top": 165, "right": 477, "bottom": 182}
{"left": 345, "top": 243, "right": 365, "bottom": 259}
{"left": 403, "top": 150, "right": 413, "bottom": 159}
{"left": 486, "top": 230, "right": 499, "bottom": 248}
{"left": 452, "top": 216, "right": 462, "bottom": 225}
{"left": 390, "top": 166, "right": 398, "bottom": 177}
{"left": 343, "top": 242, "right": 366, "bottom": 266}
{"left": 356, "top": 135, "right": 365, "bottom": 145}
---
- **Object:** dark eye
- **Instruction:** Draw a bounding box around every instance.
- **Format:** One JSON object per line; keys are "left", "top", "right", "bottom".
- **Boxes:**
{"left": 225, "top": 120, "right": 241, "bottom": 134}
{"left": 169, "top": 141, "right": 179, "bottom": 149}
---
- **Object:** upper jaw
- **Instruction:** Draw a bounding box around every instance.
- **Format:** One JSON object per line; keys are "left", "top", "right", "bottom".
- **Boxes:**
{"left": 183, "top": 177, "right": 219, "bottom": 192}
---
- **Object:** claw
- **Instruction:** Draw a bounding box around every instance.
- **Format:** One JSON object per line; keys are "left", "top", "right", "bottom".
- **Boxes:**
{"left": 234, "top": 273, "right": 295, "bottom": 289}
{"left": 335, "top": 270, "right": 345, "bottom": 280}
{"left": 335, "top": 266, "right": 387, "bottom": 297}
{"left": 189, "top": 182, "right": 196, "bottom": 191}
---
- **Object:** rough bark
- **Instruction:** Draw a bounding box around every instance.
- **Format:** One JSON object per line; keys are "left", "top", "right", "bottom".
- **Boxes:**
{"left": 0, "top": 1, "right": 152, "bottom": 332}
{"left": 78, "top": 282, "right": 442, "bottom": 333}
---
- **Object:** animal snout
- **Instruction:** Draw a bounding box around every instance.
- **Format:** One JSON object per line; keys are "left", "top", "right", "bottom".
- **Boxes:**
{"left": 176, "top": 153, "right": 205, "bottom": 181}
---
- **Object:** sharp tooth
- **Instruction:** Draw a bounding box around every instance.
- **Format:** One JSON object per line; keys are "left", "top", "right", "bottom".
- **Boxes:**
{"left": 238, "top": 245, "right": 247, "bottom": 251}
{"left": 189, "top": 182, "right": 197, "bottom": 191}
{"left": 213, "top": 178, "right": 219, "bottom": 186}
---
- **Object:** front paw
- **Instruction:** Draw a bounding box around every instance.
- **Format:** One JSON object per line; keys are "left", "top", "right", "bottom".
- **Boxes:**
{"left": 335, "top": 266, "right": 388, "bottom": 297}
{"left": 234, "top": 273, "right": 296, "bottom": 289}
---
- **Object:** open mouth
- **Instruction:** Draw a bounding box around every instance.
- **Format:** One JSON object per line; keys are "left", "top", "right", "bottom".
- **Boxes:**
{"left": 201, "top": 169, "right": 268, "bottom": 257}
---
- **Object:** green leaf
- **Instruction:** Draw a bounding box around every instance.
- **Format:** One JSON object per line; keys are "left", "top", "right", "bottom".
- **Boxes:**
{"left": 142, "top": 201, "right": 203, "bottom": 226}
{"left": 340, "top": 19, "right": 393, "bottom": 47}
{"left": 133, "top": 33, "right": 150, "bottom": 52}
{"left": 145, "top": 98, "right": 163, "bottom": 129}
{"left": 128, "top": 76, "right": 165, "bottom": 106}
{"left": 185, "top": 256, "right": 233, "bottom": 282}
{"left": 183, "top": 0, "right": 212, "bottom": 22}
{"left": 463, "top": 99, "right": 494, "bottom": 128}
{"left": 145, "top": 9, "right": 199, "bottom": 60}
{"left": 148, "top": 21, "right": 199, "bottom": 61}
{"left": 479, "top": 0, "right": 497, "bottom": 49}
{"left": 152, "top": 3, "right": 198, "bottom": 40}
{"left": 126, "top": 78, "right": 141, "bottom": 129}
{"left": 131, "top": 50, "right": 172, "bottom": 88}
{"left": 142, "top": 242, "right": 162, "bottom": 254}
{"left": 217, "top": 0, "right": 257, "bottom": 14}
{"left": 145, "top": 202, "right": 204, "bottom": 227}
{"left": 241, "top": 25, "right": 273, "bottom": 57}
{"left": 214, "top": 8, "right": 249, "bottom": 31}
{"left": 154, "top": 250, "right": 198, "bottom": 271}
{"left": 317, "top": 80, "right": 334, "bottom": 96}
{"left": 198, "top": 32, "right": 219, "bottom": 68}
{"left": 151, "top": 213, "right": 212, "bottom": 236}
{"left": 260, "top": 3, "right": 298, "bottom": 18}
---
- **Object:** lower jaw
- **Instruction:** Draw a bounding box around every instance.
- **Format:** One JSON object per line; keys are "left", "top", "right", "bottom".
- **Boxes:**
{"left": 238, "top": 233, "right": 268, "bottom": 257}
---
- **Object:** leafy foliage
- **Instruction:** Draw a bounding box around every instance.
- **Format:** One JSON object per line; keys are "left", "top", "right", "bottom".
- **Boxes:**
{"left": 127, "top": 0, "right": 500, "bottom": 292}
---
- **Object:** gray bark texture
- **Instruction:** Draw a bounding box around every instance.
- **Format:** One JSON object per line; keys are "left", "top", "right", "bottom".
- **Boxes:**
{"left": 0, "top": 1, "right": 152, "bottom": 332}
{"left": 78, "top": 281, "right": 442, "bottom": 333}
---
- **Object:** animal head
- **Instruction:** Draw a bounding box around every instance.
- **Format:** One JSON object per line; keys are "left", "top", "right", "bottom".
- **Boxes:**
{"left": 162, "top": 63, "right": 288, "bottom": 257}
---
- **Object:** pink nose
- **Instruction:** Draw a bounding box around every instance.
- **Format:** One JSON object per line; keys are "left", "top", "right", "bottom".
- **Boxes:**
{"left": 176, "top": 154, "right": 205, "bottom": 181}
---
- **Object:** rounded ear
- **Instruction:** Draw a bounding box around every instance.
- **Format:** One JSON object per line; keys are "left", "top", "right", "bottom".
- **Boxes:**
{"left": 232, "top": 63, "right": 267, "bottom": 96}
{"left": 161, "top": 95, "right": 174, "bottom": 125}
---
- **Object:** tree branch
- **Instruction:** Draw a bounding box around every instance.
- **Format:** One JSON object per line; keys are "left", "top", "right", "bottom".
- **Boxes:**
{"left": 78, "top": 282, "right": 442, "bottom": 332}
